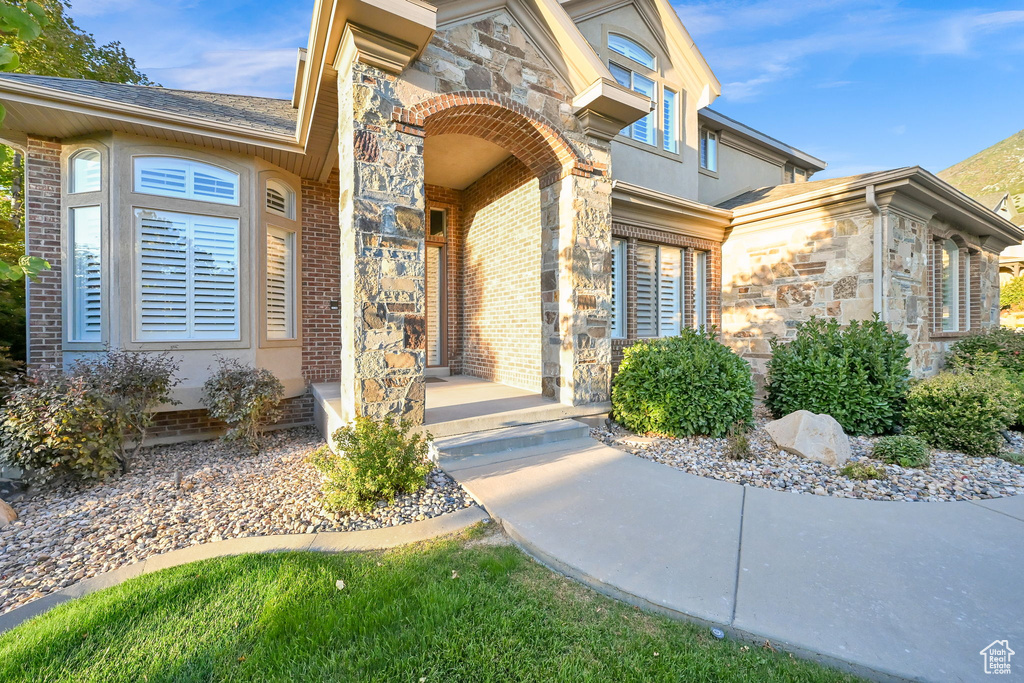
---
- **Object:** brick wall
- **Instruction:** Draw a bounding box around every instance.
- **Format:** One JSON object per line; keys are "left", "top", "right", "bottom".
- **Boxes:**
{"left": 147, "top": 393, "right": 314, "bottom": 441}
{"left": 461, "top": 157, "right": 543, "bottom": 392}
{"left": 24, "top": 137, "right": 63, "bottom": 370}
{"left": 301, "top": 170, "right": 341, "bottom": 384}
{"left": 610, "top": 221, "right": 723, "bottom": 368}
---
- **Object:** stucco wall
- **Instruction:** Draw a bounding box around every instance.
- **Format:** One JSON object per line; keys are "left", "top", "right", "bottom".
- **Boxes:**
{"left": 698, "top": 140, "right": 785, "bottom": 206}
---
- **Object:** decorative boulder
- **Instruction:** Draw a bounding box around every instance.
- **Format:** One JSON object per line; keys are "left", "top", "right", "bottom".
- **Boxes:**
{"left": 0, "top": 498, "right": 16, "bottom": 528}
{"left": 765, "top": 410, "right": 851, "bottom": 467}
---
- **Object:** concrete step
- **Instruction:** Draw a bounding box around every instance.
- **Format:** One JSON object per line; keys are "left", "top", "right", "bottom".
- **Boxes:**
{"left": 432, "top": 419, "right": 591, "bottom": 461}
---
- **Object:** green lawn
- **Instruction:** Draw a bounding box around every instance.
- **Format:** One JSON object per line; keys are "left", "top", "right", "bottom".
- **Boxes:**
{"left": 0, "top": 527, "right": 858, "bottom": 682}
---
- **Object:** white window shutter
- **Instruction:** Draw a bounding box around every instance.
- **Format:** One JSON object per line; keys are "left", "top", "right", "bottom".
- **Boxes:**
{"left": 266, "top": 227, "right": 295, "bottom": 339}
{"left": 70, "top": 206, "right": 102, "bottom": 342}
{"left": 425, "top": 245, "right": 443, "bottom": 366}
{"left": 134, "top": 157, "right": 239, "bottom": 205}
{"left": 137, "top": 210, "right": 239, "bottom": 341}
{"left": 694, "top": 251, "right": 708, "bottom": 328}
{"left": 635, "top": 243, "right": 658, "bottom": 337}
{"left": 611, "top": 239, "right": 625, "bottom": 338}
{"left": 658, "top": 247, "right": 682, "bottom": 337}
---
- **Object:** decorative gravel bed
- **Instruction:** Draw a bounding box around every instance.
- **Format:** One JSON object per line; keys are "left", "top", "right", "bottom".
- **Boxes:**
{"left": 0, "top": 427, "right": 475, "bottom": 616}
{"left": 593, "top": 409, "right": 1024, "bottom": 503}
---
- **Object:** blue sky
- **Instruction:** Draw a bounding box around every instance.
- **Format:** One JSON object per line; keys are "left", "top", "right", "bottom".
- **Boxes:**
{"left": 69, "top": 0, "right": 1024, "bottom": 179}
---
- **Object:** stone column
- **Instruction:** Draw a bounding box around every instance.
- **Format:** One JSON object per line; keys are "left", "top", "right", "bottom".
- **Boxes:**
{"left": 338, "top": 62, "right": 426, "bottom": 424}
{"left": 541, "top": 153, "right": 614, "bottom": 405}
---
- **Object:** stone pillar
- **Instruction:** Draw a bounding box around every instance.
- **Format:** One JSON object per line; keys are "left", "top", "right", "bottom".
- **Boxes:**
{"left": 338, "top": 61, "right": 426, "bottom": 424}
{"left": 24, "top": 137, "right": 63, "bottom": 370}
{"left": 541, "top": 153, "right": 614, "bottom": 405}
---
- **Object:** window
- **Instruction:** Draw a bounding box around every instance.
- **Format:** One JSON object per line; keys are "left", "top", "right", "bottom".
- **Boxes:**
{"left": 940, "top": 239, "right": 960, "bottom": 332}
{"left": 694, "top": 251, "right": 708, "bottom": 328}
{"left": 134, "top": 157, "right": 239, "bottom": 205}
{"left": 70, "top": 206, "right": 102, "bottom": 342}
{"left": 608, "top": 34, "right": 655, "bottom": 69}
{"left": 429, "top": 208, "right": 446, "bottom": 238}
{"left": 784, "top": 164, "right": 808, "bottom": 184}
{"left": 135, "top": 208, "right": 239, "bottom": 341}
{"left": 700, "top": 128, "right": 718, "bottom": 172}
{"left": 265, "top": 180, "right": 294, "bottom": 219}
{"left": 266, "top": 227, "right": 296, "bottom": 340}
{"left": 610, "top": 63, "right": 656, "bottom": 146}
{"left": 635, "top": 243, "right": 683, "bottom": 338}
{"left": 663, "top": 89, "right": 678, "bottom": 153}
{"left": 70, "top": 149, "right": 101, "bottom": 194}
{"left": 611, "top": 238, "right": 625, "bottom": 338}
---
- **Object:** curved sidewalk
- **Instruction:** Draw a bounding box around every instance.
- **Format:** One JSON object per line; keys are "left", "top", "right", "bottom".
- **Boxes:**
{"left": 444, "top": 437, "right": 1024, "bottom": 682}
{"left": 0, "top": 506, "right": 488, "bottom": 636}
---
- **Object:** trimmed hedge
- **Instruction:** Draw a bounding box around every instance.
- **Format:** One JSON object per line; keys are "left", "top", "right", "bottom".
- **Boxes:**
{"left": 904, "top": 372, "right": 1015, "bottom": 457}
{"left": 612, "top": 329, "right": 754, "bottom": 438}
{"left": 946, "top": 327, "right": 1024, "bottom": 374}
{"left": 765, "top": 315, "right": 910, "bottom": 436}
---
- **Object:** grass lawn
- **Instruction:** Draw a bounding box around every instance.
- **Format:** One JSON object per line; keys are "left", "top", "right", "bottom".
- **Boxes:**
{"left": 0, "top": 526, "right": 858, "bottom": 682}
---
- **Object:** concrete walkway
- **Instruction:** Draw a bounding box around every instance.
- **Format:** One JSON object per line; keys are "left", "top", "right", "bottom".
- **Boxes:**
{"left": 444, "top": 437, "right": 1024, "bottom": 682}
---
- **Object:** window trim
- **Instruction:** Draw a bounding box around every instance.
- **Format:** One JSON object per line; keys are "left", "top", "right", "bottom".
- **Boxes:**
{"left": 694, "top": 250, "right": 708, "bottom": 329}
{"left": 608, "top": 33, "right": 655, "bottom": 69}
{"left": 930, "top": 232, "right": 977, "bottom": 338}
{"left": 611, "top": 238, "right": 626, "bottom": 339}
{"left": 133, "top": 155, "right": 241, "bottom": 206}
{"left": 69, "top": 148, "right": 102, "bottom": 195}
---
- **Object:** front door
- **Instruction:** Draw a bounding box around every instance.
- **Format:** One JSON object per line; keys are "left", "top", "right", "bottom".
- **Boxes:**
{"left": 425, "top": 207, "right": 447, "bottom": 368}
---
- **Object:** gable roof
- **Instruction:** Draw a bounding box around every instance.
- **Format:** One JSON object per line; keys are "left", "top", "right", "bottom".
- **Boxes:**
{"left": 717, "top": 171, "right": 888, "bottom": 210}
{"left": 0, "top": 72, "right": 296, "bottom": 137}
{"left": 699, "top": 108, "right": 826, "bottom": 173}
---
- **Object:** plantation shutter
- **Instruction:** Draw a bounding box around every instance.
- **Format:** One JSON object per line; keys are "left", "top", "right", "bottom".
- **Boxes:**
{"left": 71, "top": 206, "right": 102, "bottom": 342}
{"left": 137, "top": 210, "right": 239, "bottom": 341}
{"left": 266, "top": 227, "right": 295, "bottom": 339}
{"left": 694, "top": 250, "right": 708, "bottom": 328}
{"left": 134, "top": 157, "right": 239, "bottom": 205}
{"left": 635, "top": 243, "right": 658, "bottom": 337}
{"left": 658, "top": 247, "right": 682, "bottom": 337}
{"left": 426, "top": 245, "right": 443, "bottom": 366}
{"left": 611, "top": 239, "right": 625, "bottom": 338}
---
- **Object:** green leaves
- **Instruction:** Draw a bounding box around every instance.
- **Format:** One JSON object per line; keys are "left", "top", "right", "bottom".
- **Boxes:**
{"left": 612, "top": 328, "right": 754, "bottom": 438}
{"left": 201, "top": 357, "right": 284, "bottom": 452}
{"left": 905, "top": 371, "right": 1015, "bottom": 457}
{"left": 0, "top": 2, "right": 46, "bottom": 43}
{"left": 0, "top": 254, "right": 49, "bottom": 280}
{"left": 765, "top": 315, "right": 911, "bottom": 436}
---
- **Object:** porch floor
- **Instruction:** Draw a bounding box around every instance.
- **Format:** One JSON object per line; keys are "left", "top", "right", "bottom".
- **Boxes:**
{"left": 311, "top": 376, "right": 610, "bottom": 440}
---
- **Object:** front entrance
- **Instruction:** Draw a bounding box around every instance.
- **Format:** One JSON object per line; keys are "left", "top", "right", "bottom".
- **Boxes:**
{"left": 425, "top": 207, "right": 447, "bottom": 371}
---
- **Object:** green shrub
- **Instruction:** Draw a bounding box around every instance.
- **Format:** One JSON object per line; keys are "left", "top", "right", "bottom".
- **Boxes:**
{"left": 873, "top": 435, "right": 931, "bottom": 468}
{"left": 724, "top": 422, "right": 752, "bottom": 460}
{"left": 840, "top": 461, "right": 885, "bottom": 480}
{"left": 905, "top": 372, "right": 1015, "bottom": 457}
{"left": 1001, "top": 275, "right": 1024, "bottom": 312}
{"left": 201, "top": 357, "right": 284, "bottom": 453}
{"left": 311, "top": 417, "right": 432, "bottom": 513}
{"left": 765, "top": 315, "right": 910, "bottom": 436}
{"left": 947, "top": 327, "right": 1024, "bottom": 374}
{"left": 612, "top": 329, "right": 754, "bottom": 438}
{"left": 0, "top": 352, "right": 180, "bottom": 483}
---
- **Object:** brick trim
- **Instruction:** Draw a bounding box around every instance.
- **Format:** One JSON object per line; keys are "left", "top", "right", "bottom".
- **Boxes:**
{"left": 392, "top": 92, "right": 598, "bottom": 182}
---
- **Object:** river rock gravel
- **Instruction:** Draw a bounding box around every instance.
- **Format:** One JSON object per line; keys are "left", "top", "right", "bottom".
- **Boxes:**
{"left": 0, "top": 427, "right": 475, "bottom": 616}
{"left": 593, "top": 409, "right": 1024, "bottom": 504}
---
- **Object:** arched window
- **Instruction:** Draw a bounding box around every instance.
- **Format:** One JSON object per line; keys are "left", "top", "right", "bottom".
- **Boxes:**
{"left": 70, "top": 149, "right": 101, "bottom": 194}
{"left": 940, "top": 238, "right": 968, "bottom": 333}
{"left": 133, "top": 156, "right": 239, "bottom": 205}
{"left": 608, "top": 34, "right": 655, "bottom": 69}
{"left": 265, "top": 179, "right": 295, "bottom": 219}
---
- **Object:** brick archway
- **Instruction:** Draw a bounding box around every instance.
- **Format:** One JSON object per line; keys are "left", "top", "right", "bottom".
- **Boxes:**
{"left": 394, "top": 92, "right": 591, "bottom": 183}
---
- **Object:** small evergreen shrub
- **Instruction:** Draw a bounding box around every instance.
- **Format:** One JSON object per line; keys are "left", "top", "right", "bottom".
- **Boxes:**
{"left": 311, "top": 417, "right": 432, "bottom": 513}
{"left": 946, "top": 327, "right": 1024, "bottom": 374}
{"left": 840, "top": 461, "right": 885, "bottom": 480}
{"left": 202, "top": 357, "right": 284, "bottom": 453}
{"left": 904, "top": 372, "right": 1015, "bottom": 457}
{"left": 612, "top": 329, "right": 754, "bottom": 438}
{"left": 1000, "top": 275, "right": 1024, "bottom": 312}
{"left": 0, "top": 351, "right": 179, "bottom": 482}
{"left": 765, "top": 315, "right": 910, "bottom": 436}
{"left": 873, "top": 435, "right": 931, "bottom": 468}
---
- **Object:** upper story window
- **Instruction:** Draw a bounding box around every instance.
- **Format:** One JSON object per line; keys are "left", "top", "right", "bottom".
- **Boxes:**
{"left": 266, "top": 179, "right": 295, "bottom": 219}
{"left": 663, "top": 89, "right": 678, "bottom": 153}
{"left": 700, "top": 128, "right": 718, "bottom": 172}
{"left": 784, "top": 164, "right": 808, "bottom": 183}
{"left": 70, "top": 149, "right": 101, "bottom": 194}
{"left": 608, "top": 34, "right": 655, "bottom": 69}
{"left": 134, "top": 156, "right": 240, "bottom": 205}
{"left": 610, "top": 62, "right": 656, "bottom": 146}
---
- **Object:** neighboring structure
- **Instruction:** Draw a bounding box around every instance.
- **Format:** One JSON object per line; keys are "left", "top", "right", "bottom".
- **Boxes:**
{"left": 1, "top": 0, "right": 1021, "bottom": 440}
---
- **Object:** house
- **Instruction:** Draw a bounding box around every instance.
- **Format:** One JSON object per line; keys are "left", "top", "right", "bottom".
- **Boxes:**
{"left": 1, "top": 0, "right": 1021, "bottom": 441}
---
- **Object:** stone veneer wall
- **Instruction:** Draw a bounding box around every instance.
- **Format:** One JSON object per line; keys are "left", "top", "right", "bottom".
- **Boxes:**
{"left": 721, "top": 210, "right": 876, "bottom": 387}
{"left": 24, "top": 137, "right": 63, "bottom": 370}
{"left": 461, "top": 157, "right": 542, "bottom": 392}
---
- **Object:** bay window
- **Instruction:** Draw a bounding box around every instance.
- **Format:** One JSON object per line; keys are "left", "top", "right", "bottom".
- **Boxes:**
{"left": 70, "top": 206, "right": 102, "bottom": 342}
{"left": 134, "top": 156, "right": 239, "bottom": 205}
{"left": 262, "top": 176, "right": 301, "bottom": 344}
